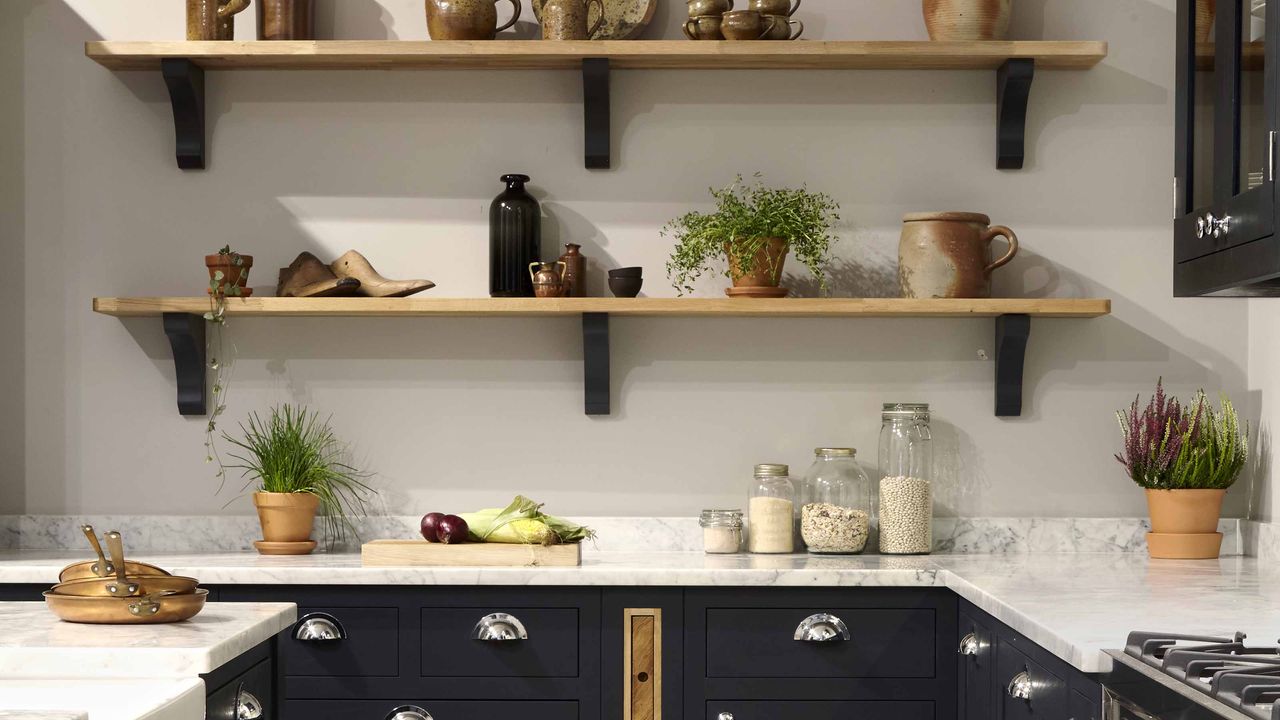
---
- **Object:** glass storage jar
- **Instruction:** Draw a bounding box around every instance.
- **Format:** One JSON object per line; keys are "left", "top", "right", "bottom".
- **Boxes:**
{"left": 748, "top": 464, "right": 795, "bottom": 554}
{"left": 801, "top": 448, "right": 872, "bottom": 554}
{"left": 699, "top": 509, "right": 744, "bottom": 554}
{"left": 877, "top": 403, "right": 933, "bottom": 555}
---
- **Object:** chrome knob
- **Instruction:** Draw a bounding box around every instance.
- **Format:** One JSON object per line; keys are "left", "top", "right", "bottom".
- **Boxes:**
{"left": 717, "top": 713, "right": 734, "bottom": 720}
{"left": 1196, "top": 215, "right": 1208, "bottom": 239}
{"left": 794, "top": 613, "right": 851, "bottom": 642}
{"left": 1212, "top": 214, "right": 1232, "bottom": 238}
{"left": 1007, "top": 670, "right": 1033, "bottom": 700}
{"left": 294, "top": 613, "right": 345, "bottom": 642}
{"left": 386, "top": 706, "right": 433, "bottom": 720}
{"left": 235, "top": 687, "right": 263, "bottom": 720}
{"left": 958, "top": 632, "right": 980, "bottom": 656}
{"left": 472, "top": 612, "right": 528, "bottom": 641}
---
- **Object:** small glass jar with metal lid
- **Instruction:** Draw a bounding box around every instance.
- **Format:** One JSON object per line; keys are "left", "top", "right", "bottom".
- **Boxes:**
{"left": 877, "top": 403, "right": 934, "bottom": 555}
{"left": 801, "top": 448, "right": 872, "bottom": 554}
{"left": 699, "top": 509, "right": 744, "bottom": 554}
{"left": 748, "top": 463, "right": 796, "bottom": 554}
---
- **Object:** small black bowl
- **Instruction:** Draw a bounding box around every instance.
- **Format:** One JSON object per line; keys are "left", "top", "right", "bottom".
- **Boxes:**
{"left": 609, "top": 277, "right": 643, "bottom": 298}
{"left": 608, "top": 266, "right": 643, "bottom": 278}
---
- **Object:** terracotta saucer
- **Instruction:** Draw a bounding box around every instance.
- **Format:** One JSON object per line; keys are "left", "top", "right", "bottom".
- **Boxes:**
{"left": 254, "top": 540, "right": 318, "bottom": 556}
{"left": 725, "top": 286, "right": 789, "bottom": 299}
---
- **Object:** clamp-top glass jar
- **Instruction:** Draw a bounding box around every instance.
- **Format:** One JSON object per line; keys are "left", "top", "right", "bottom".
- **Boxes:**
{"left": 748, "top": 464, "right": 795, "bottom": 554}
{"left": 877, "top": 403, "right": 933, "bottom": 555}
{"left": 801, "top": 449, "right": 872, "bottom": 554}
{"left": 699, "top": 509, "right": 744, "bottom": 554}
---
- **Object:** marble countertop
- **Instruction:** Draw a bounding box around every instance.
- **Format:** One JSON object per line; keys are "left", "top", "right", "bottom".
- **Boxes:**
{"left": 0, "top": 678, "right": 203, "bottom": 720}
{"left": 1, "top": 550, "right": 1278, "bottom": 673}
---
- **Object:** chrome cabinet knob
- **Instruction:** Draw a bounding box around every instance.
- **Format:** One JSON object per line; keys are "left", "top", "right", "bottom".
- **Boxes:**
{"left": 472, "top": 612, "right": 528, "bottom": 641}
{"left": 385, "top": 705, "right": 433, "bottom": 720}
{"left": 794, "top": 613, "right": 851, "bottom": 642}
{"left": 235, "top": 687, "right": 263, "bottom": 720}
{"left": 294, "top": 613, "right": 345, "bottom": 642}
{"left": 1007, "top": 670, "right": 1033, "bottom": 700}
{"left": 1212, "top": 214, "right": 1232, "bottom": 238}
{"left": 1196, "top": 215, "right": 1208, "bottom": 239}
{"left": 958, "top": 632, "right": 980, "bottom": 656}
{"left": 717, "top": 713, "right": 734, "bottom": 720}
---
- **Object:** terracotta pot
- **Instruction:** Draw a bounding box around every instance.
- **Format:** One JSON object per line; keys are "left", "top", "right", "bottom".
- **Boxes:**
{"left": 922, "top": 0, "right": 1012, "bottom": 41}
{"left": 728, "top": 237, "right": 788, "bottom": 287}
{"left": 253, "top": 492, "right": 319, "bottom": 543}
{"left": 898, "top": 212, "right": 1017, "bottom": 299}
{"left": 205, "top": 254, "right": 254, "bottom": 297}
{"left": 1145, "top": 488, "right": 1226, "bottom": 534}
{"left": 1146, "top": 532, "right": 1223, "bottom": 560}
{"left": 1196, "top": 0, "right": 1216, "bottom": 44}
{"left": 426, "top": 0, "right": 521, "bottom": 40}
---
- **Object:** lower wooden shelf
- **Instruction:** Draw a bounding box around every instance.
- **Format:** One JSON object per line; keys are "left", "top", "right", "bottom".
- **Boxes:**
{"left": 93, "top": 296, "right": 1111, "bottom": 419}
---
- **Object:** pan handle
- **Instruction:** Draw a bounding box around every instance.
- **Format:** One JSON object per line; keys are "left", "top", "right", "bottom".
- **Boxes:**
{"left": 128, "top": 590, "right": 179, "bottom": 617}
{"left": 81, "top": 525, "right": 113, "bottom": 577}
{"left": 104, "top": 532, "right": 140, "bottom": 597}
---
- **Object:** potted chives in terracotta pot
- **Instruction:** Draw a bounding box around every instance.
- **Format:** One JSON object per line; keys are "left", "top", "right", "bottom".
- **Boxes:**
{"left": 663, "top": 174, "right": 839, "bottom": 298}
{"left": 1115, "top": 380, "right": 1248, "bottom": 559}
{"left": 224, "top": 404, "right": 375, "bottom": 555}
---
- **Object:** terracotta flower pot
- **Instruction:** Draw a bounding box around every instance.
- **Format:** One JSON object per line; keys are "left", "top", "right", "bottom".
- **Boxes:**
{"left": 205, "top": 254, "right": 254, "bottom": 297}
{"left": 253, "top": 492, "right": 319, "bottom": 544}
{"left": 727, "top": 237, "right": 789, "bottom": 288}
{"left": 1144, "top": 488, "right": 1226, "bottom": 559}
{"left": 922, "top": 0, "right": 1012, "bottom": 41}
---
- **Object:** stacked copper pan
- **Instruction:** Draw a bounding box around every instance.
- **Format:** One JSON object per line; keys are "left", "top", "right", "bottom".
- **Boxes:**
{"left": 44, "top": 526, "right": 206, "bottom": 624}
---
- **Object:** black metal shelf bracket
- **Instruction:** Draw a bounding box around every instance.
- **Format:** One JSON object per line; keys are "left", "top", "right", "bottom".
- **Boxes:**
{"left": 583, "top": 312, "right": 610, "bottom": 415}
{"left": 994, "top": 314, "right": 1031, "bottom": 417}
{"left": 996, "top": 58, "right": 1035, "bottom": 170}
{"left": 161, "top": 58, "right": 206, "bottom": 170}
{"left": 583, "top": 58, "right": 611, "bottom": 170}
{"left": 162, "top": 312, "right": 208, "bottom": 416}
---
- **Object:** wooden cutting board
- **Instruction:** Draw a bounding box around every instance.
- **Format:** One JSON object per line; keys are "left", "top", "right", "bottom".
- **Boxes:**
{"left": 361, "top": 540, "right": 582, "bottom": 567}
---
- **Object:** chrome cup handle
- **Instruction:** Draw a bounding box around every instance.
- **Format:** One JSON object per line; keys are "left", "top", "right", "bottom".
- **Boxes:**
{"left": 235, "top": 685, "right": 263, "bottom": 720}
{"left": 472, "top": 612, "right": 528, "bottom": 641}
{"left": 294, "top": 613, "right": 346, "bottom": 642}
{"left": 1007, "top": 670, "right": 1033, "bottom": 700}
{"left": 385, "top": 706, "right": 433, "bottom": 720}
{"left": 958, "top": 632, "right": 980, "bottom": 656}
{"left": 793, "top": 613, "right": 851, "bottom": 642}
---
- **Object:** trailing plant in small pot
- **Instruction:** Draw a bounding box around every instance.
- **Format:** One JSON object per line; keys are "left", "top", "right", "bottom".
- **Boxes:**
{"left": 1115, "top": 380, "right": 1248, "bottom": 559}
{"left": 664, "top": 174, "right": 839, "bottom": 298}
{"left": 224, "top": 404, "right": 375, "bottom": 555}
{"left": 206, "top": 245, "right": 253, "bottom": 298}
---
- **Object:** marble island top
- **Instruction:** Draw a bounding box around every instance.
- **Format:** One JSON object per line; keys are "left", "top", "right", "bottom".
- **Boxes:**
{"left": 1, "top": 550, "right": 1278, "bottom": 673}
{"left": 0, "top": 678, "right": 203, "bottom": 720}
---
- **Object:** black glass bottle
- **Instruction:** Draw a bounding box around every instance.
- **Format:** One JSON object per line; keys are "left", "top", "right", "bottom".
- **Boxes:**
{"left": 489, "top": 174, "right": 541, "bottom": 297}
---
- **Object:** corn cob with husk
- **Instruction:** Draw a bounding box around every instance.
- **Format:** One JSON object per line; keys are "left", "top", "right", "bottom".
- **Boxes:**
{"left": 460, "top": 495, "right": 595, "bottom": 545}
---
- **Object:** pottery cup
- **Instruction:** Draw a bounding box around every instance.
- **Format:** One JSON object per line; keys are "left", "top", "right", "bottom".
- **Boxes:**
{"left": 609, "top": 267, "right": 644, "bottom": 278}
{"left": 609, "top": 277, "right": 644, "bottom": 298}
{"left": 922, "top": 0, "right": 1012, "bottom": 41}
{"left": 898, "top": 212, "right": 1019, "bottom": 299}
{"left": 426, "top": 0, "right": 522, "bottom": 40}
{"left": 760, "top": 15, "right": 803, "bottom": 39}
{"left": 683, "top": 15, "right": 724, "bottom": 39}
{"left": 687, "top": 0, "right": 733, "bottom": 18}
{"left": 258, "top": 0, "right": 316, "bottom": 40}
{"left": 721, "top": 10, "right": 776, "bottom": 40}
{"left": 748, "top": 0, "right": 800, "bottom": 16}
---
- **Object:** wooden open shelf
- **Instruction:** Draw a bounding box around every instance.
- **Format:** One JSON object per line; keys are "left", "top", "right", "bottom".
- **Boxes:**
{"left": 95, "top": 296, "right": 1111, "bottom": 420}
{"left": 1196, "top": 41, "right": 1264, "bottom": 71}
{"left": 92, "top": 296, "right": 1112, "bottom": 319}
{"left": 84, "top": 39, "right": 1107, "bottom": 170}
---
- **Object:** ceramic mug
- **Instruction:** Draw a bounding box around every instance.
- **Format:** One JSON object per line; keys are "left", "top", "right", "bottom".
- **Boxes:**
{"left": 748, "top": 0, "right": 801, "bottom": 16}
{"left": 426, "top": 0, "right": 521, "bottom": 40}
{"left": 687, "top": 0, "right": 733, "bottom": 18}
{"left": 683, "top": 15, "right": 724, "bottom": 39}
{"left": 760, "top": 15, "right": 803, "bottom": 39}
{"left": 187, "top": 0, "right": 250, "bottom": 40}
{"left": 721, "top": 9, "right": 776, "bottom": 40}
{"left": 898, "top": 212, "right": 1019, "bottom": 299}
{"left": 542, "top": 0, "right": 605, "bottom": 40}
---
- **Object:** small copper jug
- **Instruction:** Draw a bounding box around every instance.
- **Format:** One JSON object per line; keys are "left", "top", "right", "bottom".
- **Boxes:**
{"left": 529, "top": 261, "right": 568, "bottom": 298}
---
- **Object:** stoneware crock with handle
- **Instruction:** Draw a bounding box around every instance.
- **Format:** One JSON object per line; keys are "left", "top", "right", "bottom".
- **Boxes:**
{"left": 898, "top": 212, "right": 1018, "bottom": 299}
{"left": 541, "top": 0, "right": 605, "bottom": 40}
{"left": 426, "top": 0, "right": 521, "bottom": 40}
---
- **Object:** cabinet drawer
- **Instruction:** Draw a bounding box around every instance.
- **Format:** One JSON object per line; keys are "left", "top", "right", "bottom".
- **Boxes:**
{"left": 1069, "top": 690, "right": 1098, "bottom": 720}
{"left": 285, "top": 700, "right": 577, "bottom": 720}
{"left": 997, "top": 642, "right": 1067, "bottom": 719}
{"left": 419, "top": 608, "right": 578, "bottom": 678}
{"left": 705, "top": 608, "right": 936, "bottom": 679}
{"left": 207, "top": 658, "right": 273, "bottom": 720}
{"left": 283, "top": 607, "right": 399, "bottom": 677}
{"left": 705, "top": 701, "right": 933, "bottom": 720}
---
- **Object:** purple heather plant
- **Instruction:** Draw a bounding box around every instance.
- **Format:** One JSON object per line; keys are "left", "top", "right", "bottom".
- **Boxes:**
{"left": 1115, "top": 379, "right": 1196, "bottom": 489}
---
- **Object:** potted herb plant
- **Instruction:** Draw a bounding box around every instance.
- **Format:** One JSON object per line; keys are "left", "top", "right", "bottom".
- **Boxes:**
{"left": 663, "top": 175, "right": 839, "bottom": 297}
{"left": 224, "top": 404, "right": 375, "bottom": 555}
{"left": 206, "top": 245, "right": 253, "bottom": 298}
{"left": 1115, "top": 380, "right": 1248, "bottom": 559}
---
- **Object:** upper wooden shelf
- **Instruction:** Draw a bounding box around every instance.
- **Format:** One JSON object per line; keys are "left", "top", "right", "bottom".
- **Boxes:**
{"left": 85, "top": 40, "right": 1108, "bottom": 71}
{"left": 1195, "top": 41, "right": 1264, "bottom": 71}
{"left": 93, "top": 296, "right": 1112, "bottom": 318}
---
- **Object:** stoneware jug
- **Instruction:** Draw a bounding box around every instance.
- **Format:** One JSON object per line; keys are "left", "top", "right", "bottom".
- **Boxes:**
{"left": 898, "top": 212, "right": 1018, "bottom": 299}
{"left": 529, "top": 261, "right": 568, "bottom": 298}
{"left": 187, "top": 0, "right": 250, "bottom": 40}
{"left": 921, "top": 0, "right": 1011, "bottom": 41}
{"left": 542, "top": 0, "right": 605, "bottom": 39}
{"left": 426, "top": 0, "right": 521, "bottom": 40}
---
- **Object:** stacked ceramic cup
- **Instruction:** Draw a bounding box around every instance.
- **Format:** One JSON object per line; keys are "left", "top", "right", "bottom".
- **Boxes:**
{"left": 685, "top": 0, "right": 803, "bottom": 41}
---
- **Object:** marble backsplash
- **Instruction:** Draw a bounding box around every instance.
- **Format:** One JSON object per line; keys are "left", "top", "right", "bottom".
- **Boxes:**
{"left": 0, "top": 515, "right": 1260, "bottom": 557}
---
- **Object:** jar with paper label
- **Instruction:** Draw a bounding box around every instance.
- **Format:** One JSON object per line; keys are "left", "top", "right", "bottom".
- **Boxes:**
{"left": 802, "top": 448, "right": 872, "bottom": 554}
{"left": 747, "top": 464, "right": 795, "bottom": 554}
{"left": 877, "top": 403, "right": 933, "bottom": 555}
